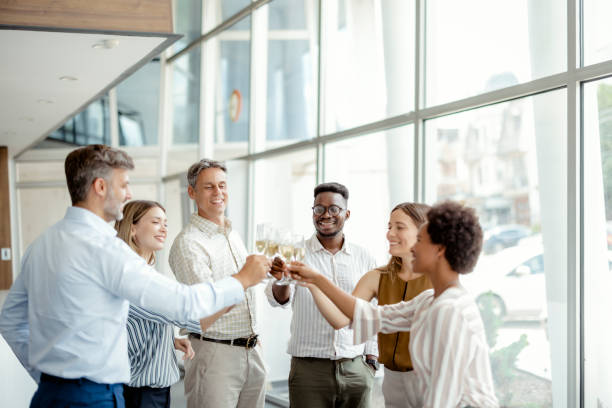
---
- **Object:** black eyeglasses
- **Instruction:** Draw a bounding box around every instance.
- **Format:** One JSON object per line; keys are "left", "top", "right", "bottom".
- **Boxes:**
{"left": 312, "top": 205, "right": 345, "bottom": 216}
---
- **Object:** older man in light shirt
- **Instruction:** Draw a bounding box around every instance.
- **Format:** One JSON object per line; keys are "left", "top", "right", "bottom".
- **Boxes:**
{"left": 169, "top": 159, "right": 266, "bottom": 408}
{"left": 0, "top": 145, "right": 268, "bottom": 408}
{"left": 266, "top": 182, "right": 379, "bottom": 408}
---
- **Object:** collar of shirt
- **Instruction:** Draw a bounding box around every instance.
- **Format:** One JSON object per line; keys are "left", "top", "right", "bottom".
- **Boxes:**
{"left": 65, "top": 206, "right": 117, "bottom": 237}
{"left": 189, "top": 212, "right": 232, "bottom": 236}
{"left": 307, "top": 233, "right": 352, "bottom": 255}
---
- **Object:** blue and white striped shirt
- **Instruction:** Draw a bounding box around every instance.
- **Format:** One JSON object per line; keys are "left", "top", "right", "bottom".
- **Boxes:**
{"left": 126, "top": 305, "right": 201, "bottom": 388}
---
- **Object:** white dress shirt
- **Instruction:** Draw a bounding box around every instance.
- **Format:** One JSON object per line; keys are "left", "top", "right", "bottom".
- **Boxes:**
{"left": 0, "top": 207, "right": 245, "bottom": 384}
{"left": 353, "top": 286, "right": 499, "bottom": 408}
{"left": 169, "top": 213, "right": 257, "bottom": 339}
{"left": 265, "top": 235, "right": 378, "bottom": 359}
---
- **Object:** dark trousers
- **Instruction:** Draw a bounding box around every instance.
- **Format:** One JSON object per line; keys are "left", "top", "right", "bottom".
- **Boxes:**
{"left": 123, "top": 385, "right": 171, "bottom": 408}
{"left": 31, "top": 373, "right": 124, "bottom": 408}
{"left": 289, "top": 356, "right": 374, "bottom": 408}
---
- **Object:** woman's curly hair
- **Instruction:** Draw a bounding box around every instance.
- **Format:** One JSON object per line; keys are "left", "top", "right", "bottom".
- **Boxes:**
{"left": 426, "top": 201, "right": 483, "bottom": 274}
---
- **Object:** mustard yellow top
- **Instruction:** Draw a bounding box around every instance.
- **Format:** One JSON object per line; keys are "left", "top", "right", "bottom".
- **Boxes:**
{"left": 376, "top": 272, "right": 432, "bottom": 371}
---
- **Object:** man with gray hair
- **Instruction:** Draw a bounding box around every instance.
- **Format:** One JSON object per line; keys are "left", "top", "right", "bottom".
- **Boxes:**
{"left": 169, "top": 159, "right": 266, "bottom": 408}
{"left": 0, "top": 145, "right": 269, "bottom": 408}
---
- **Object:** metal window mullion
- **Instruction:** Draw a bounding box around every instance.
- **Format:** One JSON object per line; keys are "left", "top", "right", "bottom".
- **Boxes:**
{"left": 167, "top": 0, "right": 273, "bottom": 64}
{"left": 316, "top": 0, "right": 325, "bottom": 184}
{"left": 158, "top": 52, "right": 172, "bottom": 206}
{"left": 8, "top": 157, "right": 20, "bottom": 281}
{"left": 108, "top": 88, "right": 119, "bottom": 147}
{"left": 246, "top": 158, "right": 256, "bottom": 250}
{"left": 246, "top": 4, "right": 269, "bottom": 246}
{"left": 567, "top": 0, "right": 580, "bottom": 406}
{"left": 249, "top": 5, "right": 269, "bottom": 155}
{"left": 233, "top": 112, "right": 415, "bottom": 161}
{"left": 414, "top": 0, "right": 424, "bottom": 203}
{"left": 226, "top": 64, "right": 612, "bottom": 166}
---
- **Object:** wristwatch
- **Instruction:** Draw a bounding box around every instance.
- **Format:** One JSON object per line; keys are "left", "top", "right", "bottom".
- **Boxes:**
{"left": 365, "top": 357, "right": 380, "bottom": 371}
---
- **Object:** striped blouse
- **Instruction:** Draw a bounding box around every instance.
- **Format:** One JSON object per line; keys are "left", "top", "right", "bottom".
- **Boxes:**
{"left": 126, "top": 305, "right": 201, "bottom": 388}
{"left": 353, "top": 286, "right": 499, "bottom": 408}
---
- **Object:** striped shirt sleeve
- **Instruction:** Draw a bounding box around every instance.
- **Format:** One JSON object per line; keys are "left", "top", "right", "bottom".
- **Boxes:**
{"left": 352, "top": 290, "right": 431, "bottom": 344}
{"left": 128, "top": 305, "right": 202, "bottom": 333}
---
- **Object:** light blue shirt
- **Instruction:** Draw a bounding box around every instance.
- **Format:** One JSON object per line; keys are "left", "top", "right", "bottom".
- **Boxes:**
{"left": 0, "top": 206, "right": 245, "bottom": 384}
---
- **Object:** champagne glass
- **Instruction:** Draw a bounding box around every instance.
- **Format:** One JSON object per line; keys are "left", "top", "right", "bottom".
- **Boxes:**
{"left": 265, "top": 227, "right": 280, "bottom": 259}
{"left": 275, "top": 228, "right": 293, "bottom": 286}
{"left": 293, "top": 235, "right": 305, "bottom": 262}
{"left": 255, "top": 223, "right": 269, "bottom": 255}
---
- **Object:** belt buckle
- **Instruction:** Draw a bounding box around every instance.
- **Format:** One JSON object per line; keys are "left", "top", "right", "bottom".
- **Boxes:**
{"left": 246, "top": 334, "right": 258, "bottom": 349}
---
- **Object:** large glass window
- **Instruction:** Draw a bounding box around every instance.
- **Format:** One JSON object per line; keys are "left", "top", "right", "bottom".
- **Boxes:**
{"left": 117, "top": 61, "right": 161, "bottom": 146}
{"left": 321, "top": 0, "right": 415, "bottom": 133}
{"left": 583, "top": 77, "right": 612, "bottom": 407}
{"left": 425, "top": 0, "right": 565, "bottom": 107}
{"left": 324, "top": 126, "right": 414, "bottom": 265}
{"left": 425, "top": 90, "right": 566, "bottom": 407}
{"left": 583, "top": 0, "right": 612, "bottom": 66}
{"left": 206, "top": 17, "right": 252, "bottom": 157}
{"left": 173, "top": 0, "right": 202, "bottom": 52}
{"left": 203, "top": 0, "right": 251, "bottom": 30}
{"left": 253, "top": 0, "right": 318, "bottom": 152}
{"left": 172, "top": 49, "right": 201, "bottom": 144}
{"left": 45, "top": 96, "right": 110, "bottom": 147}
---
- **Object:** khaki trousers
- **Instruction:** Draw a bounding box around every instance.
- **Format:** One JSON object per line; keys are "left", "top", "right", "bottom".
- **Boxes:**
{"left": 381, "top": 367, "right": 422, "bottom": 408}
{"left": 289, "top": 356, "right": 374, "bottom": 408}
{"left": 184, "top": 338, "right": 266, "bottom": 408}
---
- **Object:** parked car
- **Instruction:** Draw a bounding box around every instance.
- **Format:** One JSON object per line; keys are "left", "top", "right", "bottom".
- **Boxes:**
{"left": 463, "top": 242, "right": 547, "bottom": 321}
{"left": 482, "top": 224, "right": 532, "bottom": 254}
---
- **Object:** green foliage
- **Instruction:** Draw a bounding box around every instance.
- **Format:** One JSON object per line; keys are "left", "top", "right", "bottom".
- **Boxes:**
{"left": 479, "top": 292, "right": 501, "bottom": 348}
{"left": 478, "top": 292, "right": 529, "bottom": 406}
{"left": 597, "top": 83, "right": 612, "bottom": 221}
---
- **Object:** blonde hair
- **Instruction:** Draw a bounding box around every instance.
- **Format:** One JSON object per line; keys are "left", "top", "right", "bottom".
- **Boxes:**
{"left": 379, "top": 202, "right": 430, "bottom": 280}
{"left": 114, "top": 200, "right": 166, "bottom": 265}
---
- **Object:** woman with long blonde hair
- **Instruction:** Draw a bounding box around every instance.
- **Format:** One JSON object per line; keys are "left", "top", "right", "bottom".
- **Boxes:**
{"left": 115, "top": 200, "right": 197, "bottom": 408}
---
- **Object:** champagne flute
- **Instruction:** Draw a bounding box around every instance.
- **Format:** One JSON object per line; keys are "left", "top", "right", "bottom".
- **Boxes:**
{"left": 255, "top": 223, "right": 278, "bottom": 281}
{"left": 255, "top": 223, "right": 269, "bottom": 255}
{"left": 265, "top": 226, "right": 280, "bottom": 259}
{"left": 275, "top": 228, "right": 293, "bottom": 286}
{"left": 293, "top": 235, "right": 305, "bottom": 262}
{"left": 285, "top": 234, "right": 305, "bottom": 284}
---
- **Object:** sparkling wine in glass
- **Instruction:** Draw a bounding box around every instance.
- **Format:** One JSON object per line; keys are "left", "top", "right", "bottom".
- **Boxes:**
{"left": 275, "top": 228, "right": 293, "bottom": 286}
{"left": 293, "top": 235, "right": 305, "bottom": 262}
{"left": 255, "top": 223, "right": 269, "bottom": 255}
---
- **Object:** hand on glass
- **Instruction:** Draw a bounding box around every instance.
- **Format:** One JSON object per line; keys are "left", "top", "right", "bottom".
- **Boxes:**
{"left": 235, "top": 255, "right": 271, "bottom": 288}
{"left": 269, "top": 256, "right": 290, "bottom": 281}
{"left": 174, "top": 337, "right": 195, "bottom": 360}
{"left": 287, "top": 261, "right": 321, "bottom": 285}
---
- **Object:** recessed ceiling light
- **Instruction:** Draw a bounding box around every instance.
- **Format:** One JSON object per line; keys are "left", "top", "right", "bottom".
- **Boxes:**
{"left": 92, "top": 39, "right": 120, "bottom": 49}
{"left": 37, "top": 98, "right": 54, "bottom": 104}
{"left": 59, "top": 76, "right": 78, "bottom": 81}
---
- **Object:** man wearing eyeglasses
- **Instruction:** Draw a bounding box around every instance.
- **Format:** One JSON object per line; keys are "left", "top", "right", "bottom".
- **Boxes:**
{"left": 265, "top": 182, "right": 378, "bottom": 408}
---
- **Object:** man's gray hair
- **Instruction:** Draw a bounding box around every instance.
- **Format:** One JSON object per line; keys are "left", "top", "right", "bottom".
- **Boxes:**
{"left": 187, "top": 159, "right": 227, "bottom": 188}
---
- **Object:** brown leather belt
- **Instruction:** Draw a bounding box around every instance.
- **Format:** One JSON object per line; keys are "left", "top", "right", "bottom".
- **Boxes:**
{"left": 188, "top": 333, "right": 258, "bottom": 349}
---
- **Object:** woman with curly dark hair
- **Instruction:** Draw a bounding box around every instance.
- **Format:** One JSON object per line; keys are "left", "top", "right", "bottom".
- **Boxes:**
{"left": 289, "top": 201, "right": 498, "bottom": 408}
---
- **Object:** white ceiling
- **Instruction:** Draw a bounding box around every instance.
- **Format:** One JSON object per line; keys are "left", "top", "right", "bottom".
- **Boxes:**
{"left": 0, "top": 28, "right": 177, "bottom": 158}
